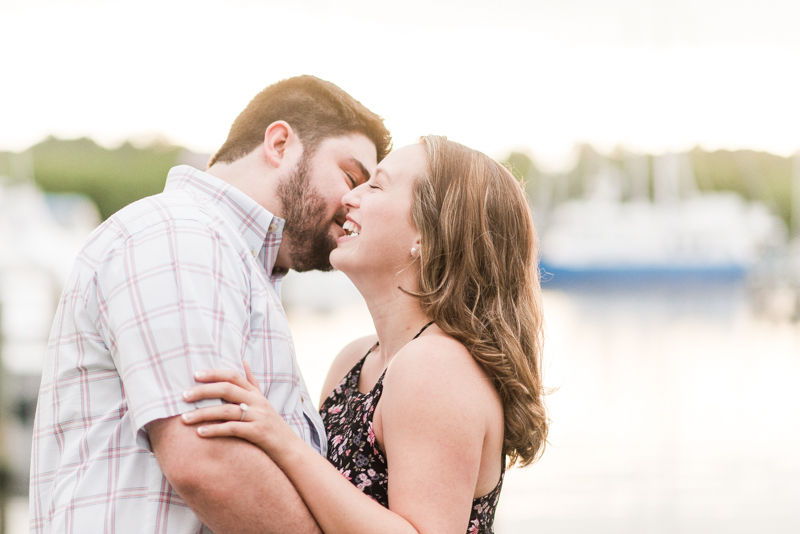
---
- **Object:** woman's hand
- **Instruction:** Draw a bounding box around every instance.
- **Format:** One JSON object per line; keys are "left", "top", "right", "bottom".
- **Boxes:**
{"left": 180, "top": 362, "right": 292, "bottom": 454}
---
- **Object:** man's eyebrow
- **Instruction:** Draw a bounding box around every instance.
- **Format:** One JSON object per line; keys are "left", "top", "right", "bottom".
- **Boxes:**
{"left": 349, "top": 158, "right": 371, "bottom": 182}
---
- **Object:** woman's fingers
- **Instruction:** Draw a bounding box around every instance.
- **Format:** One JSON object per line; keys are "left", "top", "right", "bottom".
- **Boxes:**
{"left": 180, "top": 391, "right": 284, "bottom": 454}
{"left": 179, "top": 365, "right": 285, "bottom": 453}
{"left": 181, "top": 403, "right": 246, "bottom": 425}
{"left": 194, "top": 368, "right": 257, "bottom": 391}
{"left": 196, "top": 421, "right": 253, "bottom": 441}
{"left": 243, "top": 361, "right": 259, "bottom": 389}
{"left": 183, "top": 382, "right": 250, "bottom": 405}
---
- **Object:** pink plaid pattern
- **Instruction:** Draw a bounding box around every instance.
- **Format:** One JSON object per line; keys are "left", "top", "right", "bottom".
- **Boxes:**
{"left": 30, "top": 166, "right": 326, "bottom": 534}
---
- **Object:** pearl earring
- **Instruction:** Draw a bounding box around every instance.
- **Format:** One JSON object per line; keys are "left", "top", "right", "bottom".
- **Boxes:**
{"left": 411, "top": 247, "right": 417, "bottom": 256}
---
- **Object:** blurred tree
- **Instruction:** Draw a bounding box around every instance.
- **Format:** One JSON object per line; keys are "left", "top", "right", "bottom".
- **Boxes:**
{"left": 28, "top": 137, "right": 183, "bottom": 220}
{"left": 4, "top": 138, "right": 794, "bottom": 232}
{"left": 504, "top": 151, "right": 534, "bottom": 181}
{"left": 502, "top": 151, "right": 560, "bottom": 229}
{"left": 503, "top": 151, "right": 540, "bottom": 200}
{"left": 689, "top": 148, "right": 792, "bottom": 229}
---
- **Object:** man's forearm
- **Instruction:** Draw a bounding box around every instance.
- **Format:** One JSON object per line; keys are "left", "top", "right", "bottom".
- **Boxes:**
{"left": 147, "top": 416, "right": 322, "bottom": 534}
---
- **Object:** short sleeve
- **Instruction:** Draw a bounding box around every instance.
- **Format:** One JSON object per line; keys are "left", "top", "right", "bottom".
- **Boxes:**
{"left": 96, "top": 219, "right": 250, "bottom": 450}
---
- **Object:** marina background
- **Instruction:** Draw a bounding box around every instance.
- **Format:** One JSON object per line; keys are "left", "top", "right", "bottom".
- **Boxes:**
{"left": 2, "top": 0, "right": 800, "bottom": 532}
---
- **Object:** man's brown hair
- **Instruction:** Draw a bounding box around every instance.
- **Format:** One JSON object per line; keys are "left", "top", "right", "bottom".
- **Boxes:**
{"left": 209, "top": 75, "right": 392, "bottom": 167}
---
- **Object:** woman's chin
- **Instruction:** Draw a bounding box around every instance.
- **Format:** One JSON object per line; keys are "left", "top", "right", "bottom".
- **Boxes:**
{"left": 329, "top": 249, "right": 349, "bottom": 274}
{"left": 330, "top": 252, "right": 366, "bottom": 286}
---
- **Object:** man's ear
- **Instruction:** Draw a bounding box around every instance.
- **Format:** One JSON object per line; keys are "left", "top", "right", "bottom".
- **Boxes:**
{"left": 262, "top": 121, "right": 296, "bottom": 168}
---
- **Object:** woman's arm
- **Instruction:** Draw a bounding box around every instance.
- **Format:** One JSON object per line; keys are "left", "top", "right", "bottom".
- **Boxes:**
{"left": 376, "top": 337, "right": 490, "bottom": 533}
{"left": 181, "top": 336, "right": 493, "bottom": 534}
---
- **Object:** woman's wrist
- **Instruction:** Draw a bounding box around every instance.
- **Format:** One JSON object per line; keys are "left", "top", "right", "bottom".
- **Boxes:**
{"left": 257, "top": 422, "right": 307, "bottom": 469}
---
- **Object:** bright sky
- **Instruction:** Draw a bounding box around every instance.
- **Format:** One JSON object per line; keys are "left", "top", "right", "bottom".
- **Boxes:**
{"left": 1, "top": 0, "right": 799, "bottom": 169}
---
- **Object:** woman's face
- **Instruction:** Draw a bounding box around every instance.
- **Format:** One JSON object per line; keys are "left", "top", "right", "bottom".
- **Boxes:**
{"left": 329, "top": 144, "right": 427, "bottom": 282}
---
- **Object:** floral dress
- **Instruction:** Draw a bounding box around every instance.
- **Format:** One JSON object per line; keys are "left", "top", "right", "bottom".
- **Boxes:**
{"left": 320, "top": 326, "right": 505, "bottom": 534}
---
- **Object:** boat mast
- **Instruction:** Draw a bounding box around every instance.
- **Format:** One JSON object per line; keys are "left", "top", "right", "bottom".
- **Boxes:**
{"left": 793, "top": 152, "right": 800, "bottom": 240}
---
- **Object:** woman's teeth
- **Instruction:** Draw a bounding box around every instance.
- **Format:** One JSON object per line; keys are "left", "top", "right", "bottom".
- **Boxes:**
{"left": 343, "top": 220, "right": 361, "bottom": 237}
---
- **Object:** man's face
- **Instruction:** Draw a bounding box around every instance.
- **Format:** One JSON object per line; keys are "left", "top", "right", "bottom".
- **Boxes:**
{"left": 277, "top": 133, "right": 377, "bottom": 272}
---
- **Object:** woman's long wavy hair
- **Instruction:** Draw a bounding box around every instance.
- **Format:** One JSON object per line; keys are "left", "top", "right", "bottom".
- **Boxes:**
{"left": 410, "top": 135, "right": 548, "bottom": 467}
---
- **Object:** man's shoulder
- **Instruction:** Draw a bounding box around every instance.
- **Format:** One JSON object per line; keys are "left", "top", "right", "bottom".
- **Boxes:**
{"left": 79, "top": 189, "right": 237, "bottom": 269}
{"left": 96, "top": 189, "right": 228, "bottom": 242}
{"left": 111, "top": 188, "right": 226, "bottom": 234}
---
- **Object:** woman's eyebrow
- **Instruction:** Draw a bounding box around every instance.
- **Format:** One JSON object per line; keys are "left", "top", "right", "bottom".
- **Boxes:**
{"left": 374, "top": 168, "right": 392, "bottom": 183}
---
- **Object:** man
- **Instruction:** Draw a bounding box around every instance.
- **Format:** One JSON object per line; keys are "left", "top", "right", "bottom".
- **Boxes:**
{"left": 30, "top": 75, "right": 391, "bottom": 534}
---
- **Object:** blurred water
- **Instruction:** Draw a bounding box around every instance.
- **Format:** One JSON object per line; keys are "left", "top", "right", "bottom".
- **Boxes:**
{"left": 6, "top": 275, "right": 799, "bottom": 533}
{"left": 287, "top": 275, "right": 800, "bottom": 534}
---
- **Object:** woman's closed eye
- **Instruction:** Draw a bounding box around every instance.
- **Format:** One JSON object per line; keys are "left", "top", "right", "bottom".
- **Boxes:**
{"left": 366, "top": 177, "right": 383, "bottom": 190}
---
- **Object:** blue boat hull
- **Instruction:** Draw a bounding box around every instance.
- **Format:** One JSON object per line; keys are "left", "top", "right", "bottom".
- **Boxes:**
{"left": 539, "top": 262, "right": 747, "bottom": 289}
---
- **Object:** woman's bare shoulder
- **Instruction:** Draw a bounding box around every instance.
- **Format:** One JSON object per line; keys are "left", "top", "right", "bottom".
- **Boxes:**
{"left": 319, "top": 334, "right": 379, "bottom": 405}
{"left": 386, "top": 333, "right": 496, "bottom": 406}
{"left": 379, "top": 332, "right": 502, "bottom": 468}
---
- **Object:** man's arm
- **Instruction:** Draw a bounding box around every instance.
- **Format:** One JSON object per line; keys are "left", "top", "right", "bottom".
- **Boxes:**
{"left": 147, "top": 416, "right": 322, "bottom": 534}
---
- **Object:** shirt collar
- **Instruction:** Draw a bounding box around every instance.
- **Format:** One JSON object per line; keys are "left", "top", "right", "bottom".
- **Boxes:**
{"left": 164, "top": 165, "right": 286, "bottom": 278}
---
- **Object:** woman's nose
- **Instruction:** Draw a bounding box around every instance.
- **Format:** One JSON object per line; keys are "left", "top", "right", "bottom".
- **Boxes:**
{"left": 342, "top": 182, "right": 365, "bottom": 209}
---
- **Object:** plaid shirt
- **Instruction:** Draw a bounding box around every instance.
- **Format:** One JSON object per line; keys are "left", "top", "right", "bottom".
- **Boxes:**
{"left": 30, "top": 165, "right": 326, "bottom": 534}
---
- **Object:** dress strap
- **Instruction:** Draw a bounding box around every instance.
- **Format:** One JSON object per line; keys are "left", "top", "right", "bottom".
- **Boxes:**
{"left": 375, "top": 321, "right": 434, "bottom": 349}
{"left": 412, "top": 321, "right": 435, "bottom": 340}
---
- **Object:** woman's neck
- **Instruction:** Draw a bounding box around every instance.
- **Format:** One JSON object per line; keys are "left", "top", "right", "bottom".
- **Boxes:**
{"left": 358, "top": 278, "right": 431, "bottom": 368}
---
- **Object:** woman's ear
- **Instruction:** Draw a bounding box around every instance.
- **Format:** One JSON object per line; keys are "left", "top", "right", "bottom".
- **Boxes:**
{"left": 262, "top": 121, "right": 296, "bottom": 168}
{"left": 411, "top": 237, "right": 422, "bottom": 258}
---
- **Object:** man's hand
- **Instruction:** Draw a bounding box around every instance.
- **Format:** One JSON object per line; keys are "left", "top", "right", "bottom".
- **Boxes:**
{"left": 147, "top": 416, "right": 322, "bottom": 534}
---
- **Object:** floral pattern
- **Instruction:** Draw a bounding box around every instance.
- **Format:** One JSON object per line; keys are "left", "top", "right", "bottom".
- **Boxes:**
{"left": 321, "top": 345, "right": 505, "bottom": 534}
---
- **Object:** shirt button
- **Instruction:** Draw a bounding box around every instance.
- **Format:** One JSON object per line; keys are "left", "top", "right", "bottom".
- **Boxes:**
{"left": 268, "top": 223, "right": 278, "bottom": 233}
{"left": 251, "top": 250, "right": 258, "bottom": 257}
{"left": 300, "top": 394, "right": 305, "bottom": 403}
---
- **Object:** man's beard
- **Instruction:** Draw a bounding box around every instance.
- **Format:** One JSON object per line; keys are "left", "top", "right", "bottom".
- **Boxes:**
{"left": 276, "top": 154, "right": 339, "bottom": 272}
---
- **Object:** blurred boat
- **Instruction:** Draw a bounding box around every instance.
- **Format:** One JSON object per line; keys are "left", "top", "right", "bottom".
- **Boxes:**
{"left": 539, "top": 153, "right": 787, "bottom": 286}
{"left": 0, "top": 165, "right": 101, "bottom": 495}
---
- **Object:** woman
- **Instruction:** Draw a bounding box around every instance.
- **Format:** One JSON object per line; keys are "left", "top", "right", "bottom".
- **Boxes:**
{"left": 179, "top": 136, "right": 548, "bottom": 534}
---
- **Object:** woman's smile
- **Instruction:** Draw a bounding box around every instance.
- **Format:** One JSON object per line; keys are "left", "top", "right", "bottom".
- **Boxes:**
{"left": 342, "top": 219, "right": 361, "bottom": 237}
{"left": 337, "top": 218, "right": 362, "bottom": 245}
